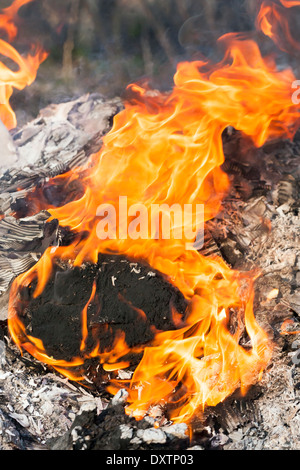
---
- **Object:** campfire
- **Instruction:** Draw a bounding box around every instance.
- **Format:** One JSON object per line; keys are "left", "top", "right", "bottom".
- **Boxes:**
{"left": 0, "top": 0, "right": 300, "bottom": 452}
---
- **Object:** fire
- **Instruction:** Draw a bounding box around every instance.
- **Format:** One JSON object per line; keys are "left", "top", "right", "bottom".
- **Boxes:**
{"left": 0, "top": 0, "right": 48, "bottom": 129}
{"left": 279, "top": 0, "right": 300, "bottom": 7}
{"left": 257, "top": 0, "right": 300, "bottom": 53}
{"left": 7, "top": 3, "right": 300, "bottom": 422}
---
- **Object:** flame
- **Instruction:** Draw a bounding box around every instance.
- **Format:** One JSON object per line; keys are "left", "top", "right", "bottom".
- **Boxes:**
{"left": 7, "top": 3, "right": 300, "bottom": 422}
{"left": 279, "top": 0, "right": 300, "bottom": 7}
{"left": 257, "top": 0, "right": 300, "bottom": 53}
{"left": 0, "top": 0, "right": 48, "bottom": 129}
{"left": 0, "top": 0, "right": 34, "bottom": 41}
{"left": 109, "top": 291, "right": 270, "bottom": 422}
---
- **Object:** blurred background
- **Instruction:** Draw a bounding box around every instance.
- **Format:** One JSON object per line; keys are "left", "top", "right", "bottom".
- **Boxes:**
{"left": 0, "top": 0, "right": 300, "bottom": 127}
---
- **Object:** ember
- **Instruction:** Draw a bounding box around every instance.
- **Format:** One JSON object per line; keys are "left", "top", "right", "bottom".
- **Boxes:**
{"left": 0, "top": 0, "right": 300, "bottom": 451}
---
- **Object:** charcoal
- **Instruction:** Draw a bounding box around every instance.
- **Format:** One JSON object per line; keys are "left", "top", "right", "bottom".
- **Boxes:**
{"left": 16, "top": 255, "right": 187, "bottom": 365}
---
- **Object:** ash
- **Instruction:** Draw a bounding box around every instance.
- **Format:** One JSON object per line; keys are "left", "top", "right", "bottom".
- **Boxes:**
{"left": 0, "top": 337, "right": 192, "bottom": 450}
{"left": 0, "top": 98, "right": 299, "bottom": 450}
{"left": 0, "top": 338, "right": 104, "bottom": 450}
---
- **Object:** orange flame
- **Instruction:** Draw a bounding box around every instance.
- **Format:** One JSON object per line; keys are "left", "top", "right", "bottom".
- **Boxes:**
{"left": 0, "top": 0, "right": 48, "bottom": 129}
{"left": 279, "top": 0, "right": 300, "bottom": 7}
{"left": 7, "top": 4, "right": 300, "bottom": 422}
{"left": 257, "top": 0, "right": 300, "bottom": 53}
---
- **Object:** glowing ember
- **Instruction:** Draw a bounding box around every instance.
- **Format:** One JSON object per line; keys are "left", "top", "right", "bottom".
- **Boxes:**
{"left": 0, "top": 0, "right": 48, "bottom": 129}
{"left": 6, "top": 2, "right": 300, "bottom": 423}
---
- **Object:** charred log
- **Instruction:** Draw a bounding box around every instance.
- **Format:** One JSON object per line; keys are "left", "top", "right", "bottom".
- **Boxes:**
{"left": 17, "top": 255, "right": 187, "bottom": 365}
